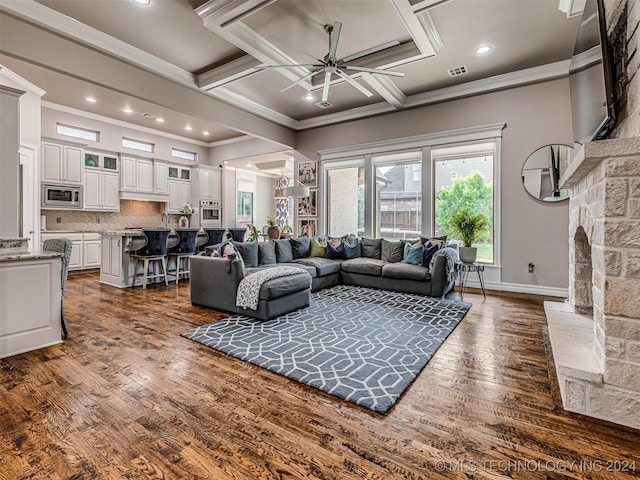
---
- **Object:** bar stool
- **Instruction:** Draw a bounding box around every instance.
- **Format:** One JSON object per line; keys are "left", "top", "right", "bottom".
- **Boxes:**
{"left": 42, "top": 238, "right": 72, "bottom": 339}
{"left": 130, "top": 229, "right": 171, "bottom": 289}
{"left": 167, "top": 228, "right": 199, "bottom": 283}
{"left": 228, "top": 228, "right": 247, "bottom": 242}
{"left": 199, "top": 228, "right": 227, "bottom": 252}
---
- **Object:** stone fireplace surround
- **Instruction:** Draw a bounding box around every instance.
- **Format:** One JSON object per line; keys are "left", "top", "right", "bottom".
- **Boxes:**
{"left": 545, "top": 138, "right": 640, "bottom": 429}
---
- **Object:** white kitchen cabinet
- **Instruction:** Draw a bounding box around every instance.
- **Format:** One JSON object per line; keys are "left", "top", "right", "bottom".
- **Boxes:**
{"left": 42, "top": 232, "right": 101, "bottom": 271}
{"left": 84, "top": 170, "right": 119, "bottom": 211}
{"left": 121, "top": 156, "right": 153, "bottom": 193}
{"left": 41, "top": 141, "right": 83, "bottom": 184}
{"left": 101, "top": 235, "right": 122, "bottom": 278}
{"left": 154, "top": 161, "right": 169, "bottom": 194}
{"left": 200, "top": 167, "right": 221, "bottom": 201}
{"left": 167, "top": 179, "right": 192, "bottom": 213}
{"left": 83, "top": 234, "right": 102, "bottom": 268}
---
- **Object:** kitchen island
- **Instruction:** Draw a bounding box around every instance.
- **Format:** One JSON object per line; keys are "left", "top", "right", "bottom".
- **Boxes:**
{"left": 100, "top": 229, "right": 207, "bottom": 288}
{"left": 0, "top": 238, "right": 63, "bottom": 358}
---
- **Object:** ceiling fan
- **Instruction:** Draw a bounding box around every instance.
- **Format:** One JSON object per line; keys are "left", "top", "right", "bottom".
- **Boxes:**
{"left": 257, "top": 21, "right": 405, "bottom": 102}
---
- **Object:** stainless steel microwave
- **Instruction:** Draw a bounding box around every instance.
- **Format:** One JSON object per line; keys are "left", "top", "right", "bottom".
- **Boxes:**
{"left": 42, "top": 184, "right": 83, "bottom": 209}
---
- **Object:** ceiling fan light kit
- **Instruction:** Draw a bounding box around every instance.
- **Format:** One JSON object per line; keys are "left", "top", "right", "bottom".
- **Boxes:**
{"left": 259, "top": 21, "right": 405, "bottom": 103}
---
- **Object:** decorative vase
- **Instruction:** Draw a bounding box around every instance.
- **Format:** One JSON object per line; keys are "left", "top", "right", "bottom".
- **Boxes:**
{"left": 459, "top": 246, "right": 478, "bottom": 263}
{"left": 179, "top": 215, "right": 190, "bottom": 228}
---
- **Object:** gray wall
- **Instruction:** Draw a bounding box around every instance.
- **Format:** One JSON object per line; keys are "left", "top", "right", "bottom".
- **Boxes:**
{"left": 296, "top": 79, "right": 574, "bottom": 289}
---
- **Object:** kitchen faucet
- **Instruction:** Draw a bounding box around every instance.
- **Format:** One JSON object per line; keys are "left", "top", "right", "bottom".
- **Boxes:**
{"left": 161, "top": 212, "right": 168, "bottom": 228}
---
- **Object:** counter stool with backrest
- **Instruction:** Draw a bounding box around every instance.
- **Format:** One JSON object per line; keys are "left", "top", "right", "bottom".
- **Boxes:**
{"left": 229, "top": 228, "right": 247, "bottom": 242}
{"left": 130, "top": 229, "right": 171, "bottom": 289}
{"left": 168, "top": 228, "right": 199, "bottom": 283}
{"left": 199, "top": 228, "right": 227, "bottom": 252}
{"left": 43, "top": 238, "right": 72, "bottom": 339}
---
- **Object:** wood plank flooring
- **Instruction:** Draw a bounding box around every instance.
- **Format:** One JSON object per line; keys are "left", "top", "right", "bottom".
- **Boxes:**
{"left": 1, "top": 273, "right": 638, "bottom": 479}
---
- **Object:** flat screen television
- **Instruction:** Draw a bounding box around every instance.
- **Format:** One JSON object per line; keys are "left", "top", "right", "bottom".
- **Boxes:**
{"left": 569, "top": 0, "right": 616, "bottom": 145}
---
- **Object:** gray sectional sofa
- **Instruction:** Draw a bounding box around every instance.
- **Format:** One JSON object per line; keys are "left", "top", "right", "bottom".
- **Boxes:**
{"left": 190, "top": 235, "right": 457, "bottom": 320}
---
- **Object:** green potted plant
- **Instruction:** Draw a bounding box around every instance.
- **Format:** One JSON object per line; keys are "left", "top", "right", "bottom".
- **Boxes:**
{"left": 446, "top": 209, "right": 489, "bottom": 263}
{"left": 266, "top": 216, "right": 277, "bottom": 226}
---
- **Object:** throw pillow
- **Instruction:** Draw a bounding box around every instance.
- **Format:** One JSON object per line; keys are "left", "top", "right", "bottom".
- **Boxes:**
{"left": 310, "top": 238, "right": 327, "bottom": 257}
{"left": 381, "top": 239, "right": 405, "bottom": 263}
{"left": 233, "top": 241, "right": 259, "bottom": 268}
{"left": 290, "top": 236, "right": 311, "bottom": 259}
{"left": 360, "top": 237, "right": 382, "bottom": 259}
{"left": 326, "top": 241, "right": 346, "bottom": 260}
{"left": 403, "top": 241, "right": 424, "bottom": 266}
{"left": 273, "top": 239, "right": 294, "bottom": 263}
{"left": 342, "top": 237, "right": 361, "bottom": 259}
{"left": 422, "top": 237, "right": 446, "bottom": 268}
{"left": 257, "top": 241, "right": 276, "bottom": 265}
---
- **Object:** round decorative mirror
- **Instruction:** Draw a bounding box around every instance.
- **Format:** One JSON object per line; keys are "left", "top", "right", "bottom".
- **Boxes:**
{"left": 522, "top": 144, "right": 574, "bottom": 202}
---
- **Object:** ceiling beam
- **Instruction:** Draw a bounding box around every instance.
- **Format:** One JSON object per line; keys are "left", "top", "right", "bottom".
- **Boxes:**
{"left": 197, "top": 55, "right": 262, "bottom": 90}
{"left": 360, "top": 73, "right": 406, "bottom": 109}
{"left": 389, "top": 0, "right": 442, "bottom": 57}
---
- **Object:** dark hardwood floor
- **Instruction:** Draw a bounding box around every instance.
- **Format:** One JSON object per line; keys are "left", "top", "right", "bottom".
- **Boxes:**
{"left": 1, "top": 273, "right": 638, "bottom": 479}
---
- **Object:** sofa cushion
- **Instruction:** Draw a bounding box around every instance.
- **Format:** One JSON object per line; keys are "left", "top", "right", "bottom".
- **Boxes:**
{"left": 274, "top": 239, "right": 294, "bottom": 263}
{"left": 381, "top": 239, "right": 405, "bottom": 263}
{"left": 326, "top": 241, "right": 346, "bottom": 260}
{"left": 341, "top": 257, "right": 386, "bottom": 276}
{"left": 361, "top": 238, "right": 382, "bottom": 259}
{"left": 233, "top": 241, "right": 258, "bottom": 268}
{"left": 422, "top": 236, "right": 447, "bottom": 268}
{"left": 293, "top": 257, "right": 342, "bottom": 276}
{"left": 310, "top": 238, "right": 327, "bottom": 257}
{"left": 290, "top": 236, "right": 311, "bottom": 259}
{"left": 343, "top": 237, "right": 361, "bottom": 259}
{"left": 382, "top": 262, "right": 431, "bottom": 281}
{"left": 403, "top": 241, "right": 424, "bottom": 266}
{"left": 258, "top": 241, "right": 277, "bottom": 265}
{"left": 257, "top": 272, "right": 311, "bottom": 300}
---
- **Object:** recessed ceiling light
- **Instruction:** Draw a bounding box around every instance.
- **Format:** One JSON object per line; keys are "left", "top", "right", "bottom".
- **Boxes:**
{"left": 133, "top": 0, "right": 150, "bottom": 5}
{"left": 203, "top": 131, "right": 210, "bottom": 136}
{"left": 185, "top": 125, "right": 192, "bottom": 131}
{"left": 156, "top": 117, "right": 164, "bottom": 123}
{"left": 303, "top": 93, "right": 315, "bottom": 102}
{"left": 86, "top": 97, "right": 97, "bottom": 103}
{"left": 122, "top": 107, "right": 133, "bottom": 114}
{"left": 246, "top": 162, "right": 252, "bottom": 167}
{"left": 475, "top": 45, "right": 492, "bottom": 55}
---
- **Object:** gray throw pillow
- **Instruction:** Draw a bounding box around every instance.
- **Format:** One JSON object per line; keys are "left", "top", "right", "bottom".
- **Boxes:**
{"left": 233, "top": 241, "right": 259, "bottom": 268}
{"left": 381, "top": 239, "right": 405, "bottom": 263}
{"left": 258, "top": 241, "right": 277, "bottom": 265}
{"left": 360, "top": 237, "right": 382, "bottom": 259}
{"left": 274, "top": 239, "right": 294, "bottom": 263}
{"left": 290, "top": 236, "right": 311, "bottom": 259}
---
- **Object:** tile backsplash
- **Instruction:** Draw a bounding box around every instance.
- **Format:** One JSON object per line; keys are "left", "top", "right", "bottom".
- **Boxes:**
{"left": 42, "top": 200, "right": 184, "bottom": 231}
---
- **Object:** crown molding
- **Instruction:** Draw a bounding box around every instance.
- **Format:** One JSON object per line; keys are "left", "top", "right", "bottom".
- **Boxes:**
{"left": 0, "top": 64, "right": 46, "bottom": 97}
{"left": 42, "top": 101, "right": 213, "bottom": 147}
{"left": 208, "top": 135, "right": 254, "bottom": 147}
{"left": 0, "top": 0, "right": 196, "bottom": 87}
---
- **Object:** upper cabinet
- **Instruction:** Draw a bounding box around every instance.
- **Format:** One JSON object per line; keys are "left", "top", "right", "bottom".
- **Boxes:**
{"left": 84, "top": 151, "right": 118, "bottom": 171}
{"left": 200, "top": 167, "right": 221, "bottom": 201}
{"left": 154, "top": 161, "right": 169, "bottom": 195}
{"left": 42, "top": 141, "right": 83, "bottom": 184}
{"left": 121, "top": 156, "right": 153, "bottom": 193}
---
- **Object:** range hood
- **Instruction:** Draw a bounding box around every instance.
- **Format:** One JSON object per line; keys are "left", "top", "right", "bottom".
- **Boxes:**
{"left": 119, "top": 191, "right": 169, "bottom": 202}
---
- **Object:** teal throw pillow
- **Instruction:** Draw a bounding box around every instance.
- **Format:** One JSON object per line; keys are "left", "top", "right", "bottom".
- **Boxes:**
{"left": 342, "top": 237, "right": 361, "bottom": 259}
{"left": 403, "top": 242, "right": 424, "bottom": 266}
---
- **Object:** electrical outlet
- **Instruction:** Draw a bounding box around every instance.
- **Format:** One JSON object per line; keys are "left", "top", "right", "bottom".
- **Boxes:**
{"left": 96, "top": 218, "right": 100, "bottom": 223}
{"left": 528, "top": 262, "right": 534, "bottom": 273}
{"left": 56, "top": 217, "right": 61, "bottom": 224}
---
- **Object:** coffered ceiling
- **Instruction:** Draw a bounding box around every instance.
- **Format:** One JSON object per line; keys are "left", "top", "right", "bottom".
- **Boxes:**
{"left": 0, "top": 0, "right": 585, "bottom": 146}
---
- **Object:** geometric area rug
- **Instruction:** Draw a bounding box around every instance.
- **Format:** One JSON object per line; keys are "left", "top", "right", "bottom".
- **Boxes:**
{"left": 182, "top": 285, "right": 471, "bottom": 415}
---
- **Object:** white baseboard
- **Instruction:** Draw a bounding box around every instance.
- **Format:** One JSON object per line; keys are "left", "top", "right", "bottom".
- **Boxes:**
{"left": 462, "top": 278, "right": 567, "bottom": 298}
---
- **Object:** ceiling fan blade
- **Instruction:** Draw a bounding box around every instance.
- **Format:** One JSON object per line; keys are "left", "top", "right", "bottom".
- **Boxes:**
{"left": 340, "top": 40, "right": 399, "bottom": 64}
{"left": 328, "top": 21, "right": 342, "bottom": 59}
{"left": 322, "top": 72, "right": 332, "bottom": 102}
{"left": 343, "top": 65, "right": 405, "bottom": 77}
{"left": 255, "top": 64, "right": 323, "bottom": 69}
{"left": 268, "top": 35, "right": 324, "bottom": 63}
{"left": 280, "top": 70, "right": 322, "bottom": 93}
{"left": 336, "top": 70, "right": 373, "bottom": 98}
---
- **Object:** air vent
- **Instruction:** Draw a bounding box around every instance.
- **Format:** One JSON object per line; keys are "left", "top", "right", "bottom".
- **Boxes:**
{"left": 315, "top": 101, "right": 333, "bottom": 109}
{"left": 447, "top": 65, "right": 468, "bottom": 77}
{"left": 140, "top": 112, "right": 155, "bottom": 118}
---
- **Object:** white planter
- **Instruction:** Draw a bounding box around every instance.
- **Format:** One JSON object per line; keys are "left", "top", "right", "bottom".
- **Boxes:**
{"left": 459, "top": 246, "right": 478, "bottom": 263}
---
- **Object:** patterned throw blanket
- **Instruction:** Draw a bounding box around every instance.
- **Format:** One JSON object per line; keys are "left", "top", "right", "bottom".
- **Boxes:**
{"left": 236, "top": 266, "right": 307, "bottom": 310}
{"left": 429, "top": 247, "right": 458, "bottom": 282}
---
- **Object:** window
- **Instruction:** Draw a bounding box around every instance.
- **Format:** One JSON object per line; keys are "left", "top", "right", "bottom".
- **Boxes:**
{"left": 236, "top": 180, "right": 254, "bottom": 226}
{"left": 122, "top": 137, "right": 154, "bottom": 153}
{"left": 56, "top": 123, "right": 99, "bottom": 142}
{"left": 326, "top": 165, "right": 364, "bottom": 237}
{"left": 433, "top": 145, "right": 495, "bottom": 263}
{"left": 374, "top": 151, "right": 422, "bottom": 239}
{"left": 172, "top": 148, "right": 197, "bottom": 161}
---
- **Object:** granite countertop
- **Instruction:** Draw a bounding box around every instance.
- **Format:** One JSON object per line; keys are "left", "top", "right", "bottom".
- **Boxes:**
{"left": 0, "top": 251, "right": 63, "bottom": 263}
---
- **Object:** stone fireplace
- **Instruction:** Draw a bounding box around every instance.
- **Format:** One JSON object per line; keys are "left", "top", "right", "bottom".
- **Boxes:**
{"left": 545, "top": 138, "right": 640, "bottom": 429}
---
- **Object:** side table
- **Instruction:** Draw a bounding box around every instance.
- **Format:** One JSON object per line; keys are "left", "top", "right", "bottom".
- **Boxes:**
{"left": 455, "top": 262, "right": 486, "bottom": 300}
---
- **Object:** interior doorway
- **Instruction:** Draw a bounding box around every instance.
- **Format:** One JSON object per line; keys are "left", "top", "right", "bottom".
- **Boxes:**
{"left": 19, "top": 144, "right": 37, "bottom": 252}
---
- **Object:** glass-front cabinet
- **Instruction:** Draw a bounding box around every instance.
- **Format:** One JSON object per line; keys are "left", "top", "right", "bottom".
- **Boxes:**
{"left": 85, "top": 151, "right": 119, "bottom": 171}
